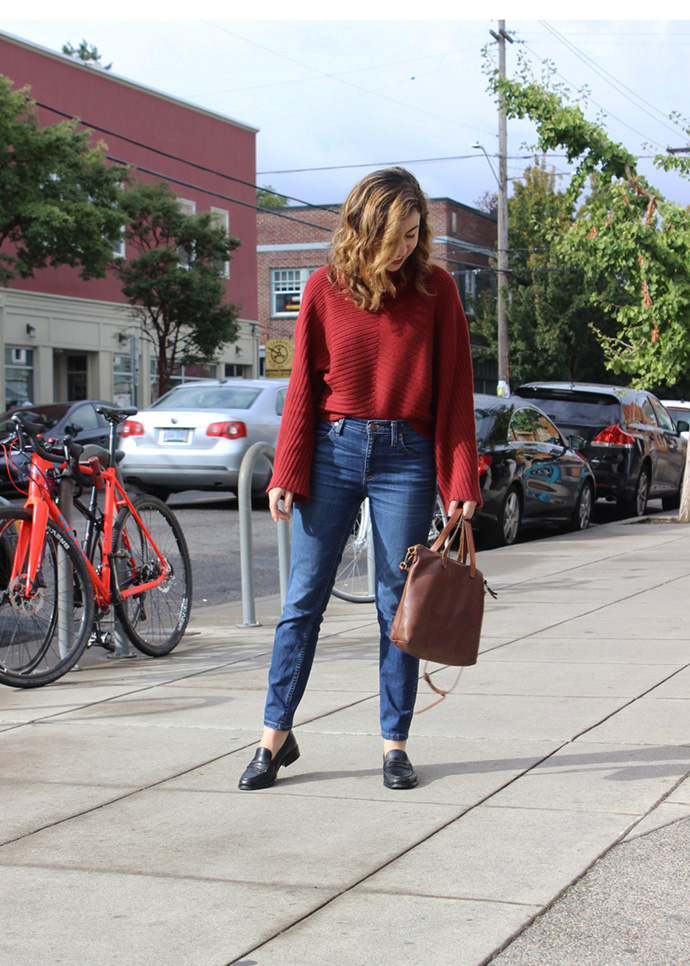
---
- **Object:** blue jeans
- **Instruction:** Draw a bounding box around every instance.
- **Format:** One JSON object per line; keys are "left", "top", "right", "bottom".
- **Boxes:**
{"left": 264, "top": 417, "right": 437, "bottom": 740}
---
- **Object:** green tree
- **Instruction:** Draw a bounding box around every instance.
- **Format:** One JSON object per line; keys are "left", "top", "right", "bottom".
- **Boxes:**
{"left": 474, "top": 190, "right": 498, "bottom": 215}
{"left": 485, "top": 49, "right": 690, "bottom": 518}
{"left": 113, "top": 180, "right": 242, "bottom": 397}
{"left": 257, "top": 185, "right": 288, "bottom": 208}
{"left": 62, "top": 40, "right": 112, "bottom": 70}
{"left": 0, "top": 75, "right": 127, "bottom": 286}
{"left": 503, "top": 159, "right": 624, "bottom": 384}
{"left": 486, "top": 51, "right": 690, "bottom": 394}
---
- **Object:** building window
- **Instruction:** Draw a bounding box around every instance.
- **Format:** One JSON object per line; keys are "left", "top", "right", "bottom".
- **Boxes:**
{"left": 150, "top": 358, "right": 218, "bottom": 401}
{"left": 178, "top": 198, "right": 196, "bottom": 269}
{"left": 5, "top": 347, "right": 34, "bottom": 409}
{"left": 67, "top": 354, "right": 88, "bottom": 400}
{"left": 210, "top": 208, "right": 230, "bottom": 278}
{"left": 451, "top": 211, "right": 458, "bottom": 233}
{"left": 109, "top": 225, "right": 126, "bottom": 258}
{"left": 113, "top": 352, "right": 135, "bottom": 407}
{"left": 271, "top": 268, "right": 317, "bottom": 316}
{"left": 456, "top": 267, "right": 484, "bottom": 316}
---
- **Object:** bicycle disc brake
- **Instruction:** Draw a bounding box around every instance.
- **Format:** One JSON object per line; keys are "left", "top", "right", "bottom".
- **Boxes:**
{"left": 8, "top": 575, "right": 45, "bottom": 615}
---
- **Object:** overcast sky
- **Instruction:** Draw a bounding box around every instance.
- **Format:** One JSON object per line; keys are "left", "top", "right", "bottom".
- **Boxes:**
{"left": 3, "top": 6, "right": 689, "bottom": 212}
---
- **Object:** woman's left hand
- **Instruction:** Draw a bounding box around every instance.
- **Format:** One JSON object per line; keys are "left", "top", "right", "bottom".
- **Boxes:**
{"left": 449, "top": 499, "right": 477, "bottom": 520}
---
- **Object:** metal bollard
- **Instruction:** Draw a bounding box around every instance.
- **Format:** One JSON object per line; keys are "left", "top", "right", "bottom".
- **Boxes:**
{"left": 237, "top": 442, "right": 290, "bottom": 627}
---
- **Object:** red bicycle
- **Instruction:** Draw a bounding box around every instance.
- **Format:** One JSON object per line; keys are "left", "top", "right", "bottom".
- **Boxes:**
{"left": 0, "top": 407, "right": 192, "bottom": 688}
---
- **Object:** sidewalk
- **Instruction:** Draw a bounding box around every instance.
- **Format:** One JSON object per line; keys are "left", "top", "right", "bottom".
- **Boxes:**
{"left": 1, "top": 513, "right": 689, "bottom": 966}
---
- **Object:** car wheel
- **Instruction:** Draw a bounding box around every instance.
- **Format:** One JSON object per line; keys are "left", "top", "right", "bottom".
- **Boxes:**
{"left": 492, "top": 486, "right": 521, "bottom": 547}
{"left": 622, "top": 467, "right": 650, "bottom": 518}
{"left": 144, "top": 486, "right": 171, "bottom": 503}
{"left": 662, "top": 469, "right": 683, "bottom": 511}
{"left": 569, "top": 480, "right": 594, "bottom": 532}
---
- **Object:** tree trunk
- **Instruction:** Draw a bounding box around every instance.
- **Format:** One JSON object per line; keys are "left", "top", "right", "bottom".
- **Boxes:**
{"left": 678, "top": 442, "right": 690, "bottom": 523}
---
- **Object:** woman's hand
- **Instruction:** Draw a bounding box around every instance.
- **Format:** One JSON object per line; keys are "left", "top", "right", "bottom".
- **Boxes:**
{"left": 449, "top": 499, "right": 477, "bottom": 520}
{"left": 269, "top": 487, "right": 294, "bottom": 523}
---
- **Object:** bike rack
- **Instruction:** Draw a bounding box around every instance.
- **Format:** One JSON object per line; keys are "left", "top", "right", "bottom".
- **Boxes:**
{"left": 237, "top": 442, "right": 290, "bottom": 627}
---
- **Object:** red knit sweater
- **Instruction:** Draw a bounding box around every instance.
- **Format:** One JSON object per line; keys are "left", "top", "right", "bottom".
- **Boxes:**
{"left": 268, "top": 264, "right": 482, "bottom": 510}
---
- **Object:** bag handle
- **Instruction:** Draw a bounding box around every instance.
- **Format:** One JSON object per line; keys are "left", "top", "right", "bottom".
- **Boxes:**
{"left": 429, "top": 509, "right": 477, "bottom": 576}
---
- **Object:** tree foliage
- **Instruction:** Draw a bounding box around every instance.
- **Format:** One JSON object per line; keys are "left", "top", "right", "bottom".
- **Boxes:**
{"left": 474, "top": 190, "right": 498, "bottom": 215}
{"left": 62, "top": 40, "right": 112, "bottom": 70}
{"left": 256, "top": 185, "right": 288, "bottom": 208}
{"left": 506, "top": 160, "right": 626, "bottom": 384}
{"left": 0, "top": 75, "right": 127, "bottom": 286}
{"left": 484, "top": 49, "right": 690, "bottom": 396}
{"left": 113, "top": 180, "right": 242, "bottom": 397}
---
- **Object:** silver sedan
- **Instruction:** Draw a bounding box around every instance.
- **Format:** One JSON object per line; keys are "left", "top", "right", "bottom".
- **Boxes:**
{"left": 120, "top": 379, "right": 289, "bottom": 500}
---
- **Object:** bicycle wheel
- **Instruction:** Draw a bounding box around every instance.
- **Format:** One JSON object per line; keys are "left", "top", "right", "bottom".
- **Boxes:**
{"left": 331, "top": 499, "right": 376, "bottom": 603}
{"left": 112, "top": 494, "right": 193, "bottom": 656}
{"left": 0, "top": 507, "right": 95, "bottom": 688}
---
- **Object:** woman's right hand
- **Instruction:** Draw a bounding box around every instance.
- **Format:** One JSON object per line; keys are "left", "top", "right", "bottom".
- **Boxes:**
{"left": 269, "top": 487, "right": 294, "bottom": 523}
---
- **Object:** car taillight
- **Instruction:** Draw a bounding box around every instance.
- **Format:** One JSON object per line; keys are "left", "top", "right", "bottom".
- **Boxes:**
{"left": 207, "top": 421, "right": 247, "bottom": 440}
{"left": 121, "top": 420, "right": 144, "bottom": 437}
{"left": 591, "top": 425, "right": 635, "bottom": 447}
{"left": 478, "top": 454, "right": 491, "bottom": 475}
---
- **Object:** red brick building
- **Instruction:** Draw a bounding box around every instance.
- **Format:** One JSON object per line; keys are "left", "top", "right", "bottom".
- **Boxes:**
{"left": 257, "top": 197, "right": 498, "bottom": 390}
{"left": 0, "top": 30, "right": 260, "bottom": 408}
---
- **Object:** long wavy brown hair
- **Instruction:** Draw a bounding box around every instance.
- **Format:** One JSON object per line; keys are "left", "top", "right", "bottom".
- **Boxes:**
{"left": 328, "top": 168, "right": 433, "bottom": 312}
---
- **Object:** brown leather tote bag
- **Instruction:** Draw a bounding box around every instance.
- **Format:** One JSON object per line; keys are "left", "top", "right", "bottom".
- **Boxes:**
{"left": 391, "top": 510, "right": 493, "bottom": 667}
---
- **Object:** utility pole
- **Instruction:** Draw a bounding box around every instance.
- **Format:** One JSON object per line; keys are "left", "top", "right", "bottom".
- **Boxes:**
{"left": 490, "top": 21, "right": 513, "bottom": 396}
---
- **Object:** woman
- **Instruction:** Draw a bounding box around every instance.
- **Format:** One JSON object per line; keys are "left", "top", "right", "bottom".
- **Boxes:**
{"left": 239, "top": 167, "right": 481, "bottom": 791}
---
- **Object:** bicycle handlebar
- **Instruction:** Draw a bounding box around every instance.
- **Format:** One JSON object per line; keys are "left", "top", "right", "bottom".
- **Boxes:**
{"left": 12, "top": 411, "right": 84, "bottom": 465}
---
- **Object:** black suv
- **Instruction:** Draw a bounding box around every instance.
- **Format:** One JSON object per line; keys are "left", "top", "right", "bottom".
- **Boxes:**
{"left": 515, "top": 383, "right": 686, "bottom": 516}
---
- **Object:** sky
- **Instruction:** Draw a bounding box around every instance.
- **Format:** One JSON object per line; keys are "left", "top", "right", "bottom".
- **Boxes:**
{"left": 2, "top": 4, "right": 689, "bottom": 212}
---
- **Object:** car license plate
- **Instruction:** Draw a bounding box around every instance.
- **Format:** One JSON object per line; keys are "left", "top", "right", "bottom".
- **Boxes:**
{"left": 161, "top": 428, "right": 190, "bottom": 443}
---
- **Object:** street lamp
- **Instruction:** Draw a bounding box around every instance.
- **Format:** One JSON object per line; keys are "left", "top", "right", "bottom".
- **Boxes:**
{"left": 471, "top": 141, "right": 501, "bottom": 189}
{"left": 472, "top": 140, "right": 510, "bottom": 397}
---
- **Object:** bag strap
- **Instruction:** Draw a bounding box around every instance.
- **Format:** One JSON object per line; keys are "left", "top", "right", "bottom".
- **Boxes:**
{"left": 415, "top": 664, "right": 464, "bottom": 713}
{"left": 429, "top": 510, "right": 477, "bottom": 576}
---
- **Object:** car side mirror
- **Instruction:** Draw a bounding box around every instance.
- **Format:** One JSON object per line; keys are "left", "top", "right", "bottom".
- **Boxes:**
{"left": 677, "top": 420, "right": 689, "bottom": 434}
{"left": 64, "top": 423, "right": 83, "bottom": 436}
{"left": 569, "top": 434, "right": 585, "bottom": 450}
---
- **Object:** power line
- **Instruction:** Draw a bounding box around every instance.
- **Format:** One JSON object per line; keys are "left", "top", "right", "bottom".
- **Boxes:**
{"left": 33, "top": 99, "right": 340, "bottom": 216}
{"left": 520, "top": 42, "right": 664, "bottom": 150}
{"left": 205, "top": 20, "right": 495, "bottom": 138}
{"left": 539, "top": 21, "right": 682, "bottom": 140}
{"left": 258, "top": 152, "right": 583, "bottom": 176}
{"left": 104, "top": 155, "right": 336, "bottom": 234}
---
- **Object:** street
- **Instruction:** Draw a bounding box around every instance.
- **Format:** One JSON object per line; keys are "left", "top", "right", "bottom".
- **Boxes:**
{"left": 166, "top": 490, "right": 669, "bottom": 610}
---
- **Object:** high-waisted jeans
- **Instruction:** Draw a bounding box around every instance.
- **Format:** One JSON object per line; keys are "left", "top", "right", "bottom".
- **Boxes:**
{"left": 264, "top": 417, "right": 437, "bottom": 740}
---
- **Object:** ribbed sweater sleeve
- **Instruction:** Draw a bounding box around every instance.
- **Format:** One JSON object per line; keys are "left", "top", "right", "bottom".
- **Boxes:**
{"left": 268, "top": 270, "right": 327, "bottom": 502}
{"left": 431, "top": 269, "right": 482, "bottom": 510}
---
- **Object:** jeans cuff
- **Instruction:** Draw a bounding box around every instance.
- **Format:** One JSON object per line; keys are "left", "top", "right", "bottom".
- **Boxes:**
{"left": 263, "top": 718, "right": 291, "bottom": 731}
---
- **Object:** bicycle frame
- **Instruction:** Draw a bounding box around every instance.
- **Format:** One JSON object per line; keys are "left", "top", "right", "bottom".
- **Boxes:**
{"left": 13, "top": 447, "right": 170, "bottom": 610}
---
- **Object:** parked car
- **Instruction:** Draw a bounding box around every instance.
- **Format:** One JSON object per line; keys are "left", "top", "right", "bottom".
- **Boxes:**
{"left": 472, "top": 394, "right": 596, "bottom": 547}
{"left": 0, "top": 400, "right": 115, "bottom": 496}
{"left": 660, "top": 399, "right": 690, "bottom": 441}
{"left": 516, "top": 382, "right": 686, "bottom": 516}
{"left": 119, "top": 379, "right": 290, "bottom": 500}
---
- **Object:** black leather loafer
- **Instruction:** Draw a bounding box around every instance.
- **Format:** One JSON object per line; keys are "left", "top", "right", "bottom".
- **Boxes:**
{"left": 238, "top": 731, "right": 300, "bottom": 790}
{"left": 383, "top": 749, "right": 418, "bottom": 789}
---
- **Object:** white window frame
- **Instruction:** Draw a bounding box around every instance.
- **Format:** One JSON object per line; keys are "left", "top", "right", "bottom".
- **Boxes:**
{"left": 177, "top": 198, "right": 197, "bottom": 269}
{"left": 271, "top": 267, "right": 317, "bottom": 317}
{"left": 5, "top": 346, "right": 35, "bottom": 409}
{"left": 210, "top": 207, "right": 230, "bottom": 278}
{"left": 109, "top": 181, "right": 127, "bottom": 258}
{"left": 111, "top": 232, "right": 126, "bottom": 258}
